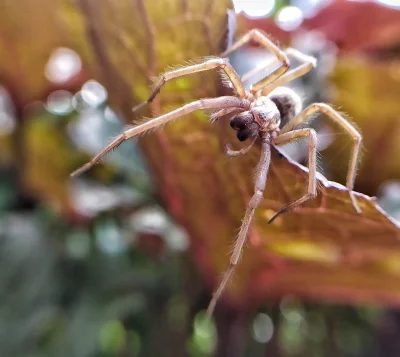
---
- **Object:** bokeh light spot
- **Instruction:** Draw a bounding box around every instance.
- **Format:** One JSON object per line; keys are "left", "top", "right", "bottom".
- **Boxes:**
{"left": 0, "top": 112, "right": 16, "bottom": 136}
{"left": 46, "top": 90, "right": 73, "bottom": 115}
{"left": 376, "top": 0, "right": 400, "bottom": 9}
{"left": 81, "top": 80, "right": 108, "bottom": 107}
{"left": 276, "top": 6, "right": 304, "bottom": 32}
{"left": 252, "top": 313, "right": 274, "bottom": 343}
{"left": 233, "top": 0, "right": 276, "bottom": 18}
{"left": 45, "top": 47, "right": 81, "bottom": 84}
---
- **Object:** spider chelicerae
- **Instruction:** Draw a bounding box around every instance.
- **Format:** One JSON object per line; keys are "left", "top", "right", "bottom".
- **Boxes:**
{"left": 71, "top": 29, "right": 362, "bottom": 317}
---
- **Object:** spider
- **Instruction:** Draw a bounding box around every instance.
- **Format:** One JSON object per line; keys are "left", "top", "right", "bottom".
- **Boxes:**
{"left": 71, "top": 29, "right": 362, "bottom": 317}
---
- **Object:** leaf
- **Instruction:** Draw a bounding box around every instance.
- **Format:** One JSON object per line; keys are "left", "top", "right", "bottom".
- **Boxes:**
{"left": 135, "top": 96, "right": 400, "bottom": 308}
{"left": 203, "top": 144, "right": 400, "bottom": 308}
{"left": 0, "top": 0, "right": 399, "bottom": 310}
{"left": 70, "top": 0, "right": 400, "bottom": 309}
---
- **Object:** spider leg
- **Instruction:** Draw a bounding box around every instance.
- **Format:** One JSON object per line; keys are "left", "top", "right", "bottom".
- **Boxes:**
{"left": 225, "top": 136, "right": 257, "bottom": 157}
{"left": 241, "top": 55, "right": 276, "bottom": 83}
{"left": 268, "top": 128, "right": 318, "bottom": 223}
{"left": 71, "top": 96, "right": 250, "bottom": 177}
{"left": 132, "top": 58, "right": 246, "bottom": 113}
{"left": 209, "top": 107, "right": 242, "bottom": 122}
{"left": 207, "top": 138, "right": 271, "bottom": 317}
{"left": 280, "top": 103, "right": 362, "bottom": 213}
{"left": 221, "top": 29, "right": 290, "bottom": 94}
{"left": 260, "top": 48, "right": 317, "bottom": 95}
{"left": 241, "top": 48, "right": 316, "bottom": 90}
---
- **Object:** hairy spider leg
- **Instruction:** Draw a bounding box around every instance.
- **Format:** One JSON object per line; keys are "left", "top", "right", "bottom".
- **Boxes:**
{"left": 221, "top": 29, "right": 290, "bottom": 94}
{"left": 280, "top": 103, "right": 362, "bottom": 213}
{"left": 268, "top": 128, "right": 318, "bottom": 223}
{"left": 241, "top": 48, "right": 316, "bottom": 92}
{"left": 71, "top": 96, "right": 250, "bottom": 177}
{"left": 260, "top": 48, "right": 317, "bottom": 95}
{"left": 209, "top": 107, "right": 243, "bottom": 122}
{"left": 241, "top": 55, "right": 277, "bottom": 83}
{"left": 132, "top": 58, "right": 247, "bottom": 113}
{"left": 207, "top": 137, "right": 271, "bottom": 317}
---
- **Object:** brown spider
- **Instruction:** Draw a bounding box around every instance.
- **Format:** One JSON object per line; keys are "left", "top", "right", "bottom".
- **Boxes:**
{"left": 71, "top": 29, "right": 362, "bottom": 317}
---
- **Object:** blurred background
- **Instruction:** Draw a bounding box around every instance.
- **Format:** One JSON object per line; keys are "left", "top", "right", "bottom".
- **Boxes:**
{"left": 1, "top": 0, "right": 400, "bottom": 356}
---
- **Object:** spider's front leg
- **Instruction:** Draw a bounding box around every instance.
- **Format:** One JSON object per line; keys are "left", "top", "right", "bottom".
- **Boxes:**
{"left": 132, "top": 58, "right": 247, "bottom": 114}
{"left": 71, "top": 96, "right": 250, "bottom": 177}
{"left": 280, "top": 103, "right": 362, "bottom": 213}
{"left": 260, "top": 48, "right": 317, "bottom": 95}
{"left": 241, "top": 48, "right": 316, "bottom": 96}
{"left": 207, "top": 137, "right": 271, "bottom": 317}
{"left": 269, "top": 128, "right": 318, "bottom": 223}
{"left": 221, "top": 29, "right": 290, "bottom": 93}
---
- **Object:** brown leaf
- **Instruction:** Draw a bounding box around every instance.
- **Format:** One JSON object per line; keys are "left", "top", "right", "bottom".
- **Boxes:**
{"left": 200, "top": 143, "right": 400, "bottom": 308}
{"left": 137, "top": 98, "right": 400, "bottom": 308}
{"left": 71, "top": 0, "right": 400, "bottom": 309}
{"left": 0, "top": 0, "right": 399, "bottom": 310}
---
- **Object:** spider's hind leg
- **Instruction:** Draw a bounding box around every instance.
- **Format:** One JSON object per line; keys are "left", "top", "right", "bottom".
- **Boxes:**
{"left": 280, "top": 103, "right": 362, "bottom": 213}
{"left": 269, "top": 128, "right": 318, "bottom": 223}
{"left": 207, "top": 138, "right": 271, "bottom": 317}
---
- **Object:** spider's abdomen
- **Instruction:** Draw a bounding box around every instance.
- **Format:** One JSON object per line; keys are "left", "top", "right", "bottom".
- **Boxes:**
{"left": 268, "top": 87, "right": 302, "bottom": 128}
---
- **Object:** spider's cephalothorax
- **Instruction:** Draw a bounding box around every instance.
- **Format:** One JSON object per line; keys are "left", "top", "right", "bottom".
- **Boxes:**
{"left": 230, "top": 86, "right": 303, "bottom": 143}
{"left": 230, "top": 97, "right": 280, "bottom": 141}
{"left": 71, "top": 29, "right": 363, "bottom": 318}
